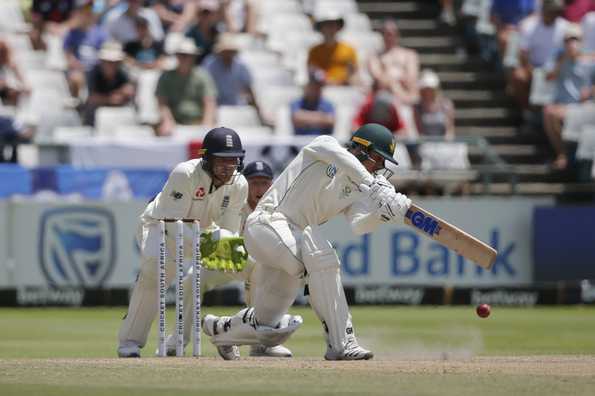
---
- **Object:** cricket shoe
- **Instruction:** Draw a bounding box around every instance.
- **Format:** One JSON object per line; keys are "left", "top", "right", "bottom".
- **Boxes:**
{"left": 202, "top": 314, "right": 240, "bottom": 360}
{"left": 216, "top": 345, "right": 240, "bottom": 361}
{"left": 324, "top": 339, "right": 374, "bottom": 361}
{"left": 117, "top": 341, "right": 141, "bottom": 358}
{"left": 249, "top": 344, "right": 293, "bottom": 358}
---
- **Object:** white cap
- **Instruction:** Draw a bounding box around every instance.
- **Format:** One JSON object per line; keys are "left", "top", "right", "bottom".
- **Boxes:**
{"left": 98, "top": 41, "right": 125, "bottom": 62}
{"left": 419, "top": 69, "right": 440, "bottom": 89}
{"left": 175, "top": 38, "right": 200, "bottom": 55}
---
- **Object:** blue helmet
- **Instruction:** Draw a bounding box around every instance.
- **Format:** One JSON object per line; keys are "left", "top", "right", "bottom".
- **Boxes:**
{"left": 201, "top": 127, "right": 245, "bottom": 173}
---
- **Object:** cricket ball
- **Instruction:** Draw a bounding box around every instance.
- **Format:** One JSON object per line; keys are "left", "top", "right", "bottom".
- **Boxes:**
{"left": 476, "top": 303, "right": 491, "bottom": 318}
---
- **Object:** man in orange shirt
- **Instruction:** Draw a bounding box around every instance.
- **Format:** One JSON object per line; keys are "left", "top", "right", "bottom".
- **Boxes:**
{"left": 307, "top": 11, "right": 358, "bottom": 86}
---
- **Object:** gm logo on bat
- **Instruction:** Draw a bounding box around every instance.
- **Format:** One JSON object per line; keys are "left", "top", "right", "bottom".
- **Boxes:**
{"left": 405, "top": 209, "right": 441, "bottom": 237}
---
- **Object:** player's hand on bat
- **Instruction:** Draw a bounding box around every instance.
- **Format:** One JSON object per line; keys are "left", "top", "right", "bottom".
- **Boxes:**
{"left": 377, "top": 192, "right": 411, "bottom": 222}
{"left": 360, "top": 175, "right": 395, "bottom": 208}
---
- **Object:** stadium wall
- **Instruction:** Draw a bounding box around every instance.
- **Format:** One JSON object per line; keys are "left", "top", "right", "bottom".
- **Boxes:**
{"left": 1, "top": 197, "right": 594, "bottom": 307}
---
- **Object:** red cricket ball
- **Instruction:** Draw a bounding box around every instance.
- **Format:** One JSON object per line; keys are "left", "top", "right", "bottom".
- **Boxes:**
{"left": 476, "top": 303, "right": 491, "bottom": 318}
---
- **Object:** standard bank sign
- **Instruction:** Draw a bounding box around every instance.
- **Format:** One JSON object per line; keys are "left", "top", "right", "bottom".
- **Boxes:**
{"left": 39, "top": 207, "right": 116, "bottom": 287}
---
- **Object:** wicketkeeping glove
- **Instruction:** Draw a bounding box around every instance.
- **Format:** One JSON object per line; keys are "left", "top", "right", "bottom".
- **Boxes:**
{"left": 200, "top": 229, "right": 247, "bottom": 272}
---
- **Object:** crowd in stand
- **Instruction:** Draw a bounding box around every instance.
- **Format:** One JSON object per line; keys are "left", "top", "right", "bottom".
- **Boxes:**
{"left": 445, "top": 0, "right": 595, "bottom": 178}
{"left": 1, "top": 0, "right": 595, "bottom": 184}
{"left": 1, "top": 0, "right": 457, "bottom": 164}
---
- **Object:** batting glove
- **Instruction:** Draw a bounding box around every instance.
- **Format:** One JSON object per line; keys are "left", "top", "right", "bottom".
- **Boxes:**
{"left": 377, "top": 192, "right": 412, "bottom": 222}
{"left": 360, "top": 175, "right": 395, "bottom": 209}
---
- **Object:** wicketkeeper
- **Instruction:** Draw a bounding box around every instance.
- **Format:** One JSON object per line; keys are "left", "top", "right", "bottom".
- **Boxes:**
{"left": 118, "top": 127, "right": 250, "bottom": 359}
{"left": 202, "top": 123, "right": 412, "bottom": 360}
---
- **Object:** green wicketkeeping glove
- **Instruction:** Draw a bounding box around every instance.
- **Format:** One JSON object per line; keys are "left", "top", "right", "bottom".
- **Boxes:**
{"left": 200, "top": 230, "right": 247, "bottom": 272}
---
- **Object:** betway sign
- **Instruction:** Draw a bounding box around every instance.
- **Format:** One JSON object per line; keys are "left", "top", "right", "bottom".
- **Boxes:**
{"left": 321, "top": 198, "right": 550, "bottom": 287}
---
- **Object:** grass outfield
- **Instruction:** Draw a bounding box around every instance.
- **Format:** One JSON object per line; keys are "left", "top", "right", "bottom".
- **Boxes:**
{"left": 1, "top": 306, "right": 594, "bottom": 395}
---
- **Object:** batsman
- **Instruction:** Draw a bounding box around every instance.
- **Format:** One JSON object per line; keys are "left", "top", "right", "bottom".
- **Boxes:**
{"left": 118, "top": 127, "right": 250, "bottom": 358}
{"left": 203, "top": 123, "right": 412, "bottom": 360}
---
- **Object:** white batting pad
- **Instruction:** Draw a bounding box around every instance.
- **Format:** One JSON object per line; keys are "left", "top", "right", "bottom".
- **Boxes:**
{"left": 302, "top": 225, "right": 353, "bottom": 352}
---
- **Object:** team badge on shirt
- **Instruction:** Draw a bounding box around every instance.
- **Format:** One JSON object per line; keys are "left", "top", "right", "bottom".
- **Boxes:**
{"left": 326, "top": 164, "right": 337, "bottom": 178}
{"left": 340, "top": 185, "right": 352, "bottom": 199}
{"left": 194, "top": 187, "right": 206, "bottom": 200}
{"left": 170, "top": 191, "right": 183, "bottom": 200}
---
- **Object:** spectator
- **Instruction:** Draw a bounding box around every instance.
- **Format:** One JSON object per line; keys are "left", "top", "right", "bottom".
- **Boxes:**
{"left": 149, "top": 0, "right": 193, "bottom": 32}
{"left": 223, "top": 0, "right": 258, "bottom": 34}
{"left": 563, "top": 0, "right": 595, "bottom": 23}
{"left": 185, "top": 0, "right": 224, "bottom": 63}
{"left": 63, "top": 1, "right": 108, "bottom": 98}
{"left": 30, "top": 0, "right": 76, "bottom": 50}
{"left": 510, "top": 0, "right": 568, "bottom": 108}
{"left": 439, "top": 0, "right": 456, "bottom": 26}
{"left": 203, "top": 34, "right": 253, "bottom": 105}
{"left": 83, "top": 41, "right": 136, "bottom": 125}
{"left": 353, "top": 78, "right": 405, "bottom": 135}
{"left": 543, "top": 24, "right": 592, "bottom": 169}
{"left": 290, "top": 70, "right": 335, "bottom": 136}
{"left": 105, "top": 0, "right": 164, "bottom": 45}
{"left": 414, "top": 69, "right": 455, "bottom": 139}
{"left": 368, "top": 19, "right": 419, "bottom": 106}
{"left": 307, "top": 11, "right": 358, "bottom": 86}
{"left": 155, "top": 39, "right": 217, "bottom": 136}
{"left": 0, "top": 39, "right": 30, "bottom": 106}
{"left": 581, "top": 11, "right": 595, "bottom": 55}
{"left": 491, "top": 0, "right": 536, "bottom": 57}
{"left": 123, "top": 15, "right": 166, "bottom": 70}
{"left": 0, "top": 115, "right": 35, "bottom": 163}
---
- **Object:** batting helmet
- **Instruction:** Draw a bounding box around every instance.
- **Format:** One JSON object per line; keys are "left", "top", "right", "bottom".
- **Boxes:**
{"left": 201, "top": 127, "right": 245, "bottom": 173}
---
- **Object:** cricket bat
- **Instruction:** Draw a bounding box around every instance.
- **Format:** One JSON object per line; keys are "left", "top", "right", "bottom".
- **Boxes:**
{"left": 403, "top": 203, "right": 497, "bottom": 270}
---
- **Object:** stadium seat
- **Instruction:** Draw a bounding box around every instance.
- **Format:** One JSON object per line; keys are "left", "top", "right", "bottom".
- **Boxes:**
{"left": 95, "top": 107, "right": 138, "bottom": 137}
{"left": 397, "top": 105, "right": 420, "bottom": 140}
{"left": 135, "top": 70, "right": 161, "bottom": 125}
{"left": 217, "top": 105, "right": 260, "bottom": 128}
{"left": 274, "top": 105, "right": 293, "bottom": 136}
{"left": 114, "top": 125, "right": 155, "bottom": 139}
{"left": 0, "top": 0, "right": 28, "bottom": 33}
{"left": 562, "top": 103, "right": 595, "bottom": 142}
{"left": 173, "top": 125, "right": 211, "bottom": 141}
{"left": 529, "top": 68, "right": 555, "bottom": 106}
{"left": 239, "top": 50, "right": 281, "bottom": 69}
{"left": 45, "top": 33, "right": 67, "bottom": 71}
{"left": 314, "top": 0, "right": 358, "bottom": 16}
{"left": 24, "top": 69, "right": 70, "bottom": 97}
{"left": 52, "top": 126, "right": 94, "bottom": 142}
{"left": 255, "top": 85, "right": 301, "bottom": 125}
{"left": 322, "top": 86, "right": 365, "bottom": 108}
{"left": 503, "top": 30, "right": 521, "bottom": 68}
{"left": 338, "top": 30, "right": 383, "bottom": 55}
{"left": 344, "top": 13, "right": 372, "bottom": 32}
{"left": 576, "top": 126, "right": 595, "bottom": 161}
{"left": 419, "top": 142, "right": 470, "bottom": 170}
{"left": 258, "top": 0, "right": 302, "bottom": 16}
{"left": 333, "top": 104, "right": 357, "bottom": 142}
{"left": 252, "top": 66, "right": 295, "bottom": 88}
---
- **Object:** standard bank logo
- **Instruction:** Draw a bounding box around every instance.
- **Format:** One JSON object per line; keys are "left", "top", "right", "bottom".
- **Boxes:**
{"left": 39, "top": 207, "right": 116, "bottom": 287}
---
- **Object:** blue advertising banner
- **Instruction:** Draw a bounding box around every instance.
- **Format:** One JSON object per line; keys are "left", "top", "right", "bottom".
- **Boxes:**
{"left": 534, "top": 206, "right": 595, "bottom": 282}
{"left": 32, "top": 166, "right": 169, "bottom": 199}
{"left": 321, "top": 198, "right": 552, "bottom": 286}
{"left": 0, "top": 164, "right": 32, "bottom": 197}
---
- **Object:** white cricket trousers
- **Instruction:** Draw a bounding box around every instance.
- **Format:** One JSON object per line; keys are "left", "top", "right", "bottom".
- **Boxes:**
{"left": 118, "top": 223, "right": 244, "bottom": 348}
{"left": 243, "top": 210, "right": 305, "bottom": 327}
